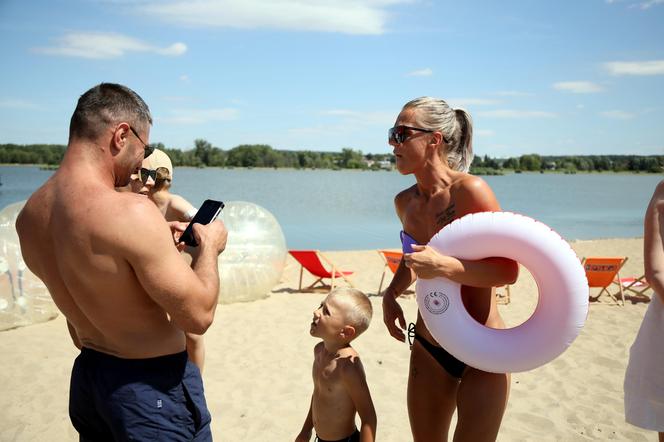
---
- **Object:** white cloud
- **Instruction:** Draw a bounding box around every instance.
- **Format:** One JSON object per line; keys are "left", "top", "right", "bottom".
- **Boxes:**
{"left": 158, "top": 42, "right": 187, "bottom": 56}
{"left": 604, "top": 60, "right": 664, "bottom": 76}
{"left": 158, "top": 108, "right": 239, "bottom": 124}
{"left": 552, "top": 81, "right": 603, "bottom": 93}
{"left": 179, "top": 74, "right": 190, "bottom": 83}
{"left": 600, "top": 110, "right": 635, "bottom": 119}
{"left": 640, "top": 0, "right": 664, "bottom": 9}
{"left": 33, "top": 32, "right": 187, "bottom": 59}
{"left": 447, "top": 98, "right": 499, "bottom": 107}
{"left": 405, "top": 68, "right": 433, "bottom": 77}
{"left": 477, "top": 109, "right": 557, "bottom": 118}
{"left": 0, "top": 99, "right": 42, "bottom": 110}
{"left": 139, "top": 0, "right": 408, "bottom": 35}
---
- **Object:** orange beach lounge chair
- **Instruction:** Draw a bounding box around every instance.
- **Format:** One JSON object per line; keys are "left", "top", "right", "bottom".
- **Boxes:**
{"left": 288, "top": 250, "right": 355, "bottom": 292}
{"left": 582, "top": 256, "right": 628, "bottom": 306}
{"left": 377, "top": 250, "right": 404, "bottom": 294}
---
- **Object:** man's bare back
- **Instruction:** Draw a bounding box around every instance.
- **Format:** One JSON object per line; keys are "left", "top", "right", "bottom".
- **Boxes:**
{"left": 17, "top": 84, "right": 227, "bottom": 359}
{"left": 19, "top": 171, "right": 191, "bottom": 357}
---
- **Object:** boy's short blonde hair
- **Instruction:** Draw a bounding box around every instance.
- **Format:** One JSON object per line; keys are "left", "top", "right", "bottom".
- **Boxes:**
{"left": 329, "top": 288, "right": 373, "bottom": 337}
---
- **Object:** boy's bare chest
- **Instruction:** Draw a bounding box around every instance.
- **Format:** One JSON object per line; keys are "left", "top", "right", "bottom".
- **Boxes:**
{"left": 313, "top": 359, "right": 344, "bottom": 393}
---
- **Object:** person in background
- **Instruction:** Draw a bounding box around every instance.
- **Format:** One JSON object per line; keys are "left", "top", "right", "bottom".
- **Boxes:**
{"left": 381, "top": 96, "right": 518, "bottom": 441}
{"left": 136, "top": 148, "right": 207, "bottom": 372}
{"left": 142, "top": 149, "right": 198, "bottom": 221}
{"left": 624, "top": 179, "right": 664, "bottom": 441}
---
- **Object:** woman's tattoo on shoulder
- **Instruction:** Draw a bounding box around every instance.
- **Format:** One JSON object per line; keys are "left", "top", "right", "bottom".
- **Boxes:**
{"left": 435, "top": 203, "right": 456, "bottom": 227}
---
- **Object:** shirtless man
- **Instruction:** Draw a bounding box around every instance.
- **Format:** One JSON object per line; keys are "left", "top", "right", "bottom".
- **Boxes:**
{"left": 16, "top": 83, "right": 227, "bottom": 441}
{"left": 382, "top": 97, "right": 518, "bottom": 442}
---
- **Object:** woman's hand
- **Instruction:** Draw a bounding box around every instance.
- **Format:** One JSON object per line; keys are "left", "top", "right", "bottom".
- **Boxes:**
{"left": 403, "top": 244, "right": 452, "bottom": 279}
{"left": 382, "top": 289, "right": 406, "bottom": 342}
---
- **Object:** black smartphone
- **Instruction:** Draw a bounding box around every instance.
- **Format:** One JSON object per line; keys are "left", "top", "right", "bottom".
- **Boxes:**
{"left": 179, "top": 199, "right": 225, "bottom": 247}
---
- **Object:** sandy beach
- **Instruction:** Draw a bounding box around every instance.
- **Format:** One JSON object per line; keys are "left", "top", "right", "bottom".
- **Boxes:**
{"left": 0, "top": 237, "right": 655, "bottom": 441}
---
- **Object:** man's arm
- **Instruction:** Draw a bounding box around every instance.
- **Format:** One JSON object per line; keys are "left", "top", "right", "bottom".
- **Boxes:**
{"left": 342, "top": 357, "right": 376, "bottom": 442}
{"left": 644, "top": 180, "right": 664, "bottom": 302}
{"left": 123, "top": 201, "right": 227, "bottom": 334}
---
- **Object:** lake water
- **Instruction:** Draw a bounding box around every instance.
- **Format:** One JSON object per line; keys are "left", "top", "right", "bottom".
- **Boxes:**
{"left": 0, "top": 166, "right": 659, "bottom": 250}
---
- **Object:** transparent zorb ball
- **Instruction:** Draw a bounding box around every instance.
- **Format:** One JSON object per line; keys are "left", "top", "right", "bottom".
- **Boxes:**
{"left": 217, "top": 201, "right": 287, "bottom": 304}
{"left": 0, "top": 201, "right": 58, "bottom": 330}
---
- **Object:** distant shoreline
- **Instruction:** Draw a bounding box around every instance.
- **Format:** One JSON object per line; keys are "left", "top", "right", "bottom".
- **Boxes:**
{"left": 0, "top": 163, "right": 659, "bottom": 176}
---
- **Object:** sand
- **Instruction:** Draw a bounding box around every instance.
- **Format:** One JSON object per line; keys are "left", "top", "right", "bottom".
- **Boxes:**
{"left": 0, "top": 237, "right": 656, "bottom": 441}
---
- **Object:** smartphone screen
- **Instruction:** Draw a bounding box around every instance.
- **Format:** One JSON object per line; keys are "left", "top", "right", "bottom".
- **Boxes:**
{"left": 179, "top": 199, "right": 225, "bottom": 247}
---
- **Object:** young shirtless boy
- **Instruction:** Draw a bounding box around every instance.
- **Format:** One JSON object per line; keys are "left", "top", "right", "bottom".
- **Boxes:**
{"left": 296, "top": 288, "right": 377, "bottom": 442}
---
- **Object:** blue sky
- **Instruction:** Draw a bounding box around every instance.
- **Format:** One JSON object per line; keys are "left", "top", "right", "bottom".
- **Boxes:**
{"left": 0, "top": 0, "right": 663, "bottom": 157}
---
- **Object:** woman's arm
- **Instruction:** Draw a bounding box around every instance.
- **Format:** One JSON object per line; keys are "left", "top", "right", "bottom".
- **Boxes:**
{"left": 382, "top": 259, "right": 416, "bottom": 342}
{"left": 170, "top": 194, "right": 198, "bottom": 221}
{"left": 404, "top": 176, "right": 519, "bottom": 287}
{"left": 644, "top": 180, "right": 664, "bottom": 302}
{"left": 405, "top": 247, "right": 518, "bottom": 287}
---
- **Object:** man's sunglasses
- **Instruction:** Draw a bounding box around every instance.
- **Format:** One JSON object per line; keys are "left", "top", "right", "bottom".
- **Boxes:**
{"left": 140, "top": 168, "right": 157, "bottom": 184}
{"left": 388, "top": 125, "right": 434, "bottom": 144}
{"left": 129, "top": 125, "right": 155, "bottom": 159}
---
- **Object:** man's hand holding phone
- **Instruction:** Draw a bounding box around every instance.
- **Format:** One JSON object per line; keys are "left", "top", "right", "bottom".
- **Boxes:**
{"left": 168, "top": 221, "right": 189, "bottom": 252}
{"left": 178, "top": 199, "right": 228, "bottom": 254}
{"left": 191, "top": 220, "right": 228, "bottom": 254}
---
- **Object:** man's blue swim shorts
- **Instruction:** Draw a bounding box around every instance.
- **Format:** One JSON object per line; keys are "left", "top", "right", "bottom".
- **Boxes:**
{"left": 69, "top": 347, "right": 212, "bottom": 441}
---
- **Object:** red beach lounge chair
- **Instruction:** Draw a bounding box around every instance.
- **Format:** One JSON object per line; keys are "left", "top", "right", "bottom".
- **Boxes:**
{"left": 288, "top": 250, "right": 355, "bottom": 292}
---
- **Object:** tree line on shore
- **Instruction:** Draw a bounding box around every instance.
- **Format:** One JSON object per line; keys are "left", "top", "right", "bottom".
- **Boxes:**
{"left": 0, "top": 140, "right": 662, "bottom": 174}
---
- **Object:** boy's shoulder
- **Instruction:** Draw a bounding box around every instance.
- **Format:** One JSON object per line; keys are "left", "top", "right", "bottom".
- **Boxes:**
{"left": 337, "top": 348, "right": 366, "bottom": 380}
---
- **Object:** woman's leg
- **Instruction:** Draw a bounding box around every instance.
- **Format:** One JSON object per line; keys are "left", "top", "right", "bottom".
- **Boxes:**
{"left": 454, "top": 367, "right": 510, "bottom": 442}
{"left": 407, "top": 341, "right": 460, "bottom": 442}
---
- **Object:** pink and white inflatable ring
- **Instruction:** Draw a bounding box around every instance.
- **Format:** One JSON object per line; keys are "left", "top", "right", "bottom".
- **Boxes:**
{"left": 416, "top": 211, "right": 589, "bottom": 373}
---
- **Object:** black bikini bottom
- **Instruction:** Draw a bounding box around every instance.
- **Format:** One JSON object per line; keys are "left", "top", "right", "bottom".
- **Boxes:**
{"left": 409, "top": 324, "right": 466, "bottom": 379}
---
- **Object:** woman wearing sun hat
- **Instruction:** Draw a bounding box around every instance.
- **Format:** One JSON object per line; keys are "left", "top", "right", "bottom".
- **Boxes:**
{"left": 142, "top": 149, "right": 198, "bottom": 221}
{"left": 140, "top": 149, "right": 206, "bottom": 372}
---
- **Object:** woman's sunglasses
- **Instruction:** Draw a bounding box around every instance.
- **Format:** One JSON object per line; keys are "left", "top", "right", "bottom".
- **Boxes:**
{"left": 140, "top": 168, "right": 157, "bottom": 184}
{"left": 388, "top": 125, "right": 434, "bottom": 144}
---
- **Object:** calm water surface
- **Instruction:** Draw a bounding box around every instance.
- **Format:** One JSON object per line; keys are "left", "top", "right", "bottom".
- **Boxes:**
{"left": 0, "top": 166, "right": 659, "bottom": 250}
